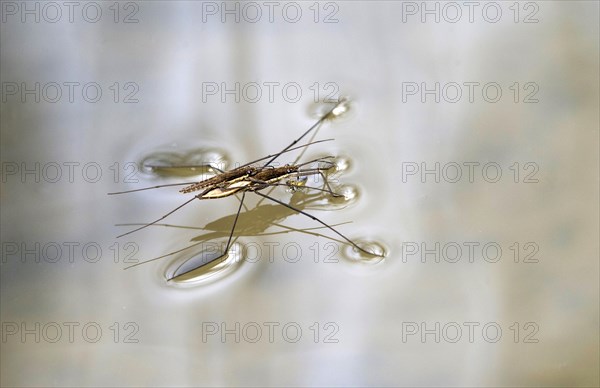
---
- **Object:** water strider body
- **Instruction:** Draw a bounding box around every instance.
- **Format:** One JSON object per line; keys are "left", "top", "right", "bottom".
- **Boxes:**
{"left": 179, "top": 165, "right": 301, "bottom": 197}
{"left": 109, "top": 98, "right": 385, "bottom": 277}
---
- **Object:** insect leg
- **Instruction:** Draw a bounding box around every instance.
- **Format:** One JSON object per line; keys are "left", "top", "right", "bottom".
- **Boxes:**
{"left": 165, "top": 191, "right": 248, "bottom": 280}
{"left": 287, "top": 168, "right": 343, "bottom": 197}
{"left": 261, "top": 99, "right": 347, "bottom": 168}
{"left": 108, "top": 182, "right": 195, "bottom": 195}
{"left": 221, "top": 191, "right": 246, "bottom": 255}
{"left": 253, "top": 191, "right": 384, "bottom": 257}
{"left": 116, "top": 188, "right": 213, "bottom": 238}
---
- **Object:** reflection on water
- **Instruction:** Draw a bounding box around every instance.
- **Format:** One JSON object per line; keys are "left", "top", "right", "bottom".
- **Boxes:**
{"left": 328, "top": 154, "right": 353, "bottom": 175}
{"left": 166, "top": 241, "right": 244, "bottom": 286}
{"left": 341, "top": 240, "right": 388, "bottom": 266}
{"left": 122, "top": 183, "right": 385, "bottom": 285}
{"left": 139, "top": 147, "right": 230, "bottom": 178}
{"left": 308, "top": 96, "right": 354, "bottom": 122}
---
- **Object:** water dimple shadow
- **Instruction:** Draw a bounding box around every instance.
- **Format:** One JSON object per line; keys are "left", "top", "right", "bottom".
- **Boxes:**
{"left": 167, "top": 243, "right": 242, "bottom": 285}
{"left": 140, "top": 147, "right": 230, "bottom": 178}
{"left": 124, "top": 190, "right": 356, "bottom": 285}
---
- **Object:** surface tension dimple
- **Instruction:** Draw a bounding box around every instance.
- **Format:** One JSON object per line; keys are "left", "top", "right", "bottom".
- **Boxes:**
{"left": 342, "top": 240, "right": 387, "bottom": 266}
{"left": 166, "top": 242, "right": 244, "bottom": 286}
{"left": 140, "top": 147, "right": 230, "bottom": 178}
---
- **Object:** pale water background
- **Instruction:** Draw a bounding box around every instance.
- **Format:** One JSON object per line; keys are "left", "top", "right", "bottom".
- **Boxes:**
{"left": 1, "top": 1, "right": 598, "bottom": 386}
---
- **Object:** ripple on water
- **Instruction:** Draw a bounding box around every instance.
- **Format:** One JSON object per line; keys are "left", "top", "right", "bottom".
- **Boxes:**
{"left": 308, "top": 97, "right": 353, "bottom": 121}
{"left": 164, "top": 242, "right": 244, "bottom": 287}
{"left": 341, "top": 239, "right": 387, "bottom": 267}
{"left": 139, "top": 147, "right": 230, "bottom": 178}
{"left": 325, "top": 184, "right": 360, "bottom": 209}
{"left": 330, "top": 155, "right": 352, "bottom": 175}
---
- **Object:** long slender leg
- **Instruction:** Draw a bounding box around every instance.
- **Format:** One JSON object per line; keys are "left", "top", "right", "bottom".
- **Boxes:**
{"left": 266, "top": 182, "right": 341, "bottom": 198}
{"left": 116, "top": 188, "right": 214, "bottom": 238}
{"left": 254, "top": 123, "right": 327, "bottom": 210}
{"left": 166, "top": 191, "right": 247, "bottom": 281}
{"left": 124, "top": 191, "right": 245, "bottom": 271}
{"left": 296, "top": 156, "right": 336, "bottom": 168}
{"left": 261, "top": 100, "right": 343, "bottom": 168}
{"left": 124, "top": 218, "right": 350, "bottom": 271}
{"left": 117, "top": 182, "right": 343, "bottom": 236}
{"left": 269, "top": 222, "right": 350, "bottom": 246}
{"left": 253, "top": 100, "right": 345, "bottom": 209}
{"left": 221, "top": 191, "right": 246, "bottom": 254}
{"left": 108, "top": 140, "right": 333, "bottom": 195}
{"left": 116, "top": 177, "right": 341, "bottom": 240}
{"left": 116, "top": 196, "right": 198, "bottom": 238}
{"left": 108, "top": 182, "right": 194, "bottom": 195}
{"left": 239, "top": 139, "right": 334, "bottom": 168}
{"left": 124, "top": 241, "right": 205, "bottom": 270}
{"left": 253, "top": 191, "right": 383, "bottom": 257}
{"left": 284, "top": 168, "right": 342, "bottom": 197}
{"left": 317, "top": 171, "right": 336, "bottom": 194}
{"left": 109, "top": 164, "right": 224, "bottom": 195}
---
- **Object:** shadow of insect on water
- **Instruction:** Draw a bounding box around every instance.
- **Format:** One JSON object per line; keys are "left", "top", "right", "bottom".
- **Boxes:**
{"left": 118, "top": 189, "right": 355, "bottom": 282}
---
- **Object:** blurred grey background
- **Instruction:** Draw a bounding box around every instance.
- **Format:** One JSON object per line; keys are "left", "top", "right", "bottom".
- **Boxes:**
{"left": 1, "top": 1, "right": 598, "bottom": 386}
